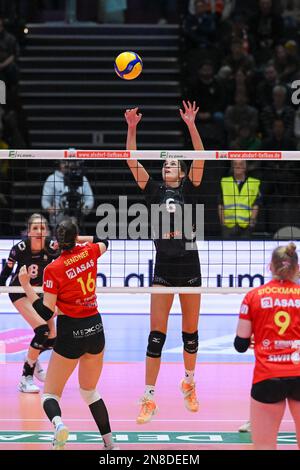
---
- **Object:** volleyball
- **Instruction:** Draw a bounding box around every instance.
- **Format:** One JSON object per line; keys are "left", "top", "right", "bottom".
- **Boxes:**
{"left": 114, "top": 51, "right": 143, "bottom": 80}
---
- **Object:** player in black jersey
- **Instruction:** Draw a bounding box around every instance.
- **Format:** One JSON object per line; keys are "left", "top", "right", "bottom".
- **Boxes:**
{"left": 0, "top": 213, "right": 58, "bottom": 393}
{"left": 125, "top": 101, "right": 205, "bottom": 423}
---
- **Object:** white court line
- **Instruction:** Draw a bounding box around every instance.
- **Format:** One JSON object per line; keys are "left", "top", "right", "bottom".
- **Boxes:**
{"left": 0, "top": 418, "right": 294, "bottom": 423}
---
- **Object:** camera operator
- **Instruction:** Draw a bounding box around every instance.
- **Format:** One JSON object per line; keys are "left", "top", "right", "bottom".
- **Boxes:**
{"left": 41, "top": 161, "right": 94, "bottom": 232}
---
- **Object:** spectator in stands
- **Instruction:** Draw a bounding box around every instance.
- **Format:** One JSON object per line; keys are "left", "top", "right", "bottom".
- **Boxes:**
{"left": 230, "top": 125, "right": 261, "bottom": 151}
{"left": 152, "top": 0, "right": 179, "bottom": 23}
{"left": 41, "top": 161, "right": 94, "bottom": 232}
{"left": 255, "top": 63, "right": 280, "bottom": 110}
{"left": 261, "top": 85, "right": 295, "bottom": 138}
{"left": 225, "top": 0, "right": 259, "bottom": 20}
{"left": 232, "top": 68, "right": 256, "bottom": 106}
{"left": 189, "top": 60, "right": 226, "bottom": 148}
{"left": 97, "top": 0, "right": 127, "bottom": 23}
{"left": 273, "top": 44, "right": 289, "bottom": 79}
{"left": 249, "top": 0, "right": 284, "bottom": 64}
{"left": 190, "top": 61, "right": 225, "bottom": 112}
{"left": 282, "top": 40, "right": 300, "bottom": 83}
{"left": 262, "top": 119, "right": 297, "bottom": 150}
{"left": 218, "top": 161, "right": 261, "bottom": 239}
{"left": 281, "top": 0, "right": 300, "bottom": 29}
{"left": 0, "top": 16, "right": 19, "bottom": 87}
{"left": 183, "top": 0, "right": 220, "bottom": 50}
{"left": 222, "top": 38, "right": 255, "bottom": 75}
{"left": 225, "top": 91, "right": 258, "bottom": 146}
{"left": 3, "top": 109, "right": 27, "bottom": 148}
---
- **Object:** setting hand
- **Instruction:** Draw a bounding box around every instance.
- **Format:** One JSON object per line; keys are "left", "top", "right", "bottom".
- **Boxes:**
{"left": 179, "top": 100, "right": 199, "bottom": 126}
{"left": 124, "top": 107, "right": 142, "bottom": 127}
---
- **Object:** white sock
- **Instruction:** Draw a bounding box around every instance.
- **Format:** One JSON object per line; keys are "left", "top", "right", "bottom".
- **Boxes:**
{"left": 52, "top": 416, "right": 63, "bottom": 428}
{"left": 144, "top": 385, "right": 155, "bottom": 400}
{"left": 26, "top": 357, "right": 36, "bottom": 368}
{"left": 184, "top": 370, "right": 195, "bottom": 384}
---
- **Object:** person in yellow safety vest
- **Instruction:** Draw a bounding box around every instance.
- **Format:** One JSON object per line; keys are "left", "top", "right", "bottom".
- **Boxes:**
{"left": 218, "top": 160, "right": 261, "bottom": 239}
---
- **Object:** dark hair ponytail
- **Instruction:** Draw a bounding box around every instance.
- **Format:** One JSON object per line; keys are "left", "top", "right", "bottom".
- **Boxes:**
{"left": 55, "top": 218, "right": 78, "bottom": 251}
{"left": 179, "top": 160, "right": 187, "bottom": 177}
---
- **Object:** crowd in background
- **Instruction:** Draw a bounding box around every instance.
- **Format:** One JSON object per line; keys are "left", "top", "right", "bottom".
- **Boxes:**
{"left": 182, "top": 0, "right": 300, "bottom": 152}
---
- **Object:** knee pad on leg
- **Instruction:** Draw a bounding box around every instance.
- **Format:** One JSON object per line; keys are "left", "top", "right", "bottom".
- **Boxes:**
{"left": 146, "top": 330, "right": 166, "bottom": 358}
{"left": 80, "top": 388, "right": 101, "bottom": 406}
{"left": 30, "top": 324, "right": 50, "bottom": 350}
{"left": 182, "top": 331, "right": 198, "bottom": 354}
{"left": 42, "top": 393, "right": 60, "bottom": 406}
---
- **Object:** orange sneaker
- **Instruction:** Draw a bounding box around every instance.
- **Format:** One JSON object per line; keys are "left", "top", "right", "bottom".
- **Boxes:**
{"left": 180, "top": 379, "right": 199, "bottom": 412}
{"left": 136, "top": 397, "right": 158, "bottom": 424}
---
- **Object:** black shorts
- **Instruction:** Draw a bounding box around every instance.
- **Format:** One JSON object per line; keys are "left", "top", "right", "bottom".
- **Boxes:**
{"left": 9, "top": 291, "right": 43, "bottom": 305}
{"left": 251, "top": 377, "right": 300, "bottom": 404}
{"left": 54, "top": 313, "right": 105, "bottom": 360}
{"left": 153, "top": 251, "right": 201, "bottom": 287}
{"left": 9, "top": 292, "right": 27, "bottom": 303}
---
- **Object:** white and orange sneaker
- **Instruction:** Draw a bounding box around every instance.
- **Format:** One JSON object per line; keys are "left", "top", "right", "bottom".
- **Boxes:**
{"left": 136, "top": 397, "right": 158, "bottom": 424}
{"left": 52, "top": 423, "right": 69, "bottom": 450}
{"left": 238, "top": 421, "right": 251, "bottom": 433}
{"left": 180, "top": 379, "right": 199, "bottom": 412}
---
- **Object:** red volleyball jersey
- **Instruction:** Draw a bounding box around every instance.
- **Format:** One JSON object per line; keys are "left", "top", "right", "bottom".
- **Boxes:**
{"left": 43, "top": 242, "right": 101, "bottom": 318}
{"left": 239, "top": 279, "right": 300, "bottom": 383}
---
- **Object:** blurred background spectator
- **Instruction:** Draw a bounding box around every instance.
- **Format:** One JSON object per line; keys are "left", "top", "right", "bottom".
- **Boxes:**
{"left": 41, "top": 161, "right": 94, "bottom": 233}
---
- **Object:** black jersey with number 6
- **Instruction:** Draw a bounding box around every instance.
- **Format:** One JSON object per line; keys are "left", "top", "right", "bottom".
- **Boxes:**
{"left": 8, "top": 238, "right": 58, "bottom": 287}
{"left": 143, "top": 178, "right": 200, "bottom": 258}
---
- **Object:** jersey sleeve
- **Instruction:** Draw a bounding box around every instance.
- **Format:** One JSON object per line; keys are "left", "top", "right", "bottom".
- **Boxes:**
{"left": 90, "top": 242, "right": 101, "bottom": 259}
{"left": 239, "top": 292, "right": 253, "bottom": 321}
{"left": 8, "top": 243, "right": 21, "bottom": 263}
{"left": 46, "top": 238, "right": 59, "bottom": 258}
{"left": 43, "top": 265, "right": 59, "bottom": 294}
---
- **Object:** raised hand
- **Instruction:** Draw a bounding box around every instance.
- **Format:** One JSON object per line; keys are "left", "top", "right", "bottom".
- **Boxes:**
{"left": 179, "top": 100, "right": 199, "bottom": 126}
{"left": 125, "top": 107, "right": 142, "bottom": 128}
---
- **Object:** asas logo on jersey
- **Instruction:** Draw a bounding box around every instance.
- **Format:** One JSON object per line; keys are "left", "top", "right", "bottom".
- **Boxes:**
{"left": 261, "top": 297, "right": 273, "bottom": 308}
{"left": 261, "top": 297, "right": 300, "bottom": 308}
{"left": 66, "top": 268, "right": 77, "bottom": 279}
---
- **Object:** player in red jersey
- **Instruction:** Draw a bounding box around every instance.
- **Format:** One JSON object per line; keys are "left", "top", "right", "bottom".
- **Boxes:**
{"left": 18, "top": 218, "right": 117, "bottom": 451}
{"left": 234, "top": 242, "right": 300, "bottom": 450}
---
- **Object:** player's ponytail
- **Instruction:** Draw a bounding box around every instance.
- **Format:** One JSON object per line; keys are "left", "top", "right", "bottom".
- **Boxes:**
{"left": 55, "top": 218, "right": 78, "bottom": 251}
{"left": 271, "top": 242, "right": 298, "bottom": 281}
{"left": 179, "top": 161, "right": 187, "bottom": 178}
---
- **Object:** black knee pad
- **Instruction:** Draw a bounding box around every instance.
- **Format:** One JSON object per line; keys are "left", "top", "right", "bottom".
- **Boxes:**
{"left": 146, "top": 330, "right": 166, "bottom": 358}
{"left": 30, "top": 324, "right": 50, "bottom": 350}
{"left": 182, "top": 331, "right": 198, "bottom": 354}
{"left": 39, "top": 337, "right": 56, "bottom": 353}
